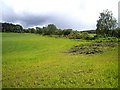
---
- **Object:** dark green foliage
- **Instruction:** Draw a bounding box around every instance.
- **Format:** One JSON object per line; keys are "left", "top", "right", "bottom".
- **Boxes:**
{"left": 42, "top": 27, "right": 48, "bottom": 35}
{"left": 28, "top": 28, "right": 36, "bottom": 33}
{"left": 36, "top": 24, "right": 58, "bottom": 35}
{"left": 68, "top": 32, "right": 93, "bottom": 40}
{"left": 2, "top": 22, "right": 23, "bottom": 33}
{"left": 2, "top": 18, "right": 119, "bottom": 39}
{"left": 68, "top": 31, "right": 82, "bottom": 39}
{"left": 36, "top": 27, "right": 43, "bottom": 34}
{"left": 81, "top": 32, "right": 90, "bottom": 39}
{"left": 86, "top": 37, "right": 96, "bottom": 40}
{"left": 96, "top": 9, "right": 117, "bottom": 36}
{"left": 112, "top": 28, "right": 120, "bottom": 38}
{"left": 55, "top": 29, "right": 63, "bottom": 35}
{"left": 63, "top": 29, "right": 72, "bottom": 36}
{"left": 94, "top": 37, "right": 119, "bottom": 43}
{"left": 24, "top": 29, "right": 30, "bottom": 33}
{"left": 80, "top": 30, "right": 96, "bottom": 34}
{"left": 47, "top": 24, "right": 57, "bottom": 35}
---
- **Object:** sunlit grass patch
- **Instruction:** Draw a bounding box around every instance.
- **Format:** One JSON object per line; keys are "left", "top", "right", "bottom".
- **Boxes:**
{"left": 2, "top": 33, "right": 118, "bottom": 88}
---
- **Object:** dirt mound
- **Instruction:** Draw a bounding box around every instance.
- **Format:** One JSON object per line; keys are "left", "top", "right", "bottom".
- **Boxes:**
{"left": 68, "top": 42, "right": 117, "bottom": 55}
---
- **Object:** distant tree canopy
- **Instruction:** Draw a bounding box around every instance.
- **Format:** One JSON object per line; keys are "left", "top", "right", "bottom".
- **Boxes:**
{"left": 1, "top": 11, "right": 120, "bottom": 39}
{"left": 1, "top": 22, "right": 23, "bottom": 33}
{"left": 112, "top": 28, "right": 120, "bottom": 38}
{"left": 96, "top": 9, "right": 117, "bottom": 36}
{"left": 35, "top": 24, "right": 72, "bottom": 36}
{"left": 42, "top": 24, "right": 57, "bottom": 35}
{"left": 81, "top": 30, "right": 96, "bottom": 34}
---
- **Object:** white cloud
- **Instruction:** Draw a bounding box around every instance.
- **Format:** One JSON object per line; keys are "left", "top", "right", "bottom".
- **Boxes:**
{"left": 1, "top": 0, "right": 119, "bottom": 30}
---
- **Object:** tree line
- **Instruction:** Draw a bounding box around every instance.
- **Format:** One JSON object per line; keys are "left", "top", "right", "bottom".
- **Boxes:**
{"left": 1, "top": 9, "right": 120, "bottom": 38}
{"left": 0, "top": 22, "right": 94, "bottom": 39}
{"left": 1, "top": 22, "right": 23, "bottom": 33}
{"left": 1, "top": 23, "right": 73, "bottom": 35}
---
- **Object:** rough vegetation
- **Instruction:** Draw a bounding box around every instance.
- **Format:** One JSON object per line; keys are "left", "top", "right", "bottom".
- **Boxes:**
{"left": 68, "top": 42, "right": 117, "bottom": 54}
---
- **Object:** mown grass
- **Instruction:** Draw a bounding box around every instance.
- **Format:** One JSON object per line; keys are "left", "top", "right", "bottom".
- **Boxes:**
{"left": 2, "top": 33, "right": 118, "bottom": 88}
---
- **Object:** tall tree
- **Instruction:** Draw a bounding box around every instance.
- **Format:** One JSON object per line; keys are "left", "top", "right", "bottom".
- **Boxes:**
{"left": 96, "top": 9, "right": 117, "bottom": 36}
{"left": 47, "top": 24, "right": 57, "bottom": 35}
{"left": 42, "top": 24, "right": 57, "bottom": 35}
{"left": 36, "top": 27, "right": 43, "bottom": 34}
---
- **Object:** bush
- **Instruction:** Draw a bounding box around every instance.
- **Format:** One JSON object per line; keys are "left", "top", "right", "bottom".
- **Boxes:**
{"left": 81, "top": 32, "right": 90, "bottom": 39}
{"left": 68, "top": 32, "right": 92, "bottom": 40}
{"left": 63, "top": 29, "right": 72, "bottom": 36}
{"left": 68, "top": 32, "right": 82, "bottom": 39}
{"left": 86, "top": 37, "right": 95, "bottom": 40}
{"left": 55, "top": 29, "right": 63, "bottom": 35}
{"left": 113, "top": 28, "right": 120, "bottom": 38}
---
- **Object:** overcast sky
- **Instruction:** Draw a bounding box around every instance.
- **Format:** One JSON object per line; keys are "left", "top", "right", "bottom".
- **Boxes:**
{"left": 0, "top": 0, "right": 119, "bottom": 30}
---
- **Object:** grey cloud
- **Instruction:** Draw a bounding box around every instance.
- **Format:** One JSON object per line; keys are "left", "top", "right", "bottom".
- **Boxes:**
{"left": 2, "top": 8, "right": 51, "bottom": 28}
{"left": 18, "top": 14, "right": 51, "bottom": 28}
{"left": 2, "top": 6, "right": 95, "bottom": 30}
{"left": 2, "top": 1, "right": 95, "bottom": 30}
{"left": 2, "top": 3, "right": 51, "bottom": 28}
{"left": 118, "top": 1, "right": 120, "bottom": 27}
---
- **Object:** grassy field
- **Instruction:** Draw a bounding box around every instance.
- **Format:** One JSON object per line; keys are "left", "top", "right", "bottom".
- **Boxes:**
{"left": 2, "top": 33, "right": 118, "bottom": 88}
{"left": 0, "top": 33, "right": 2, "bottom": 89}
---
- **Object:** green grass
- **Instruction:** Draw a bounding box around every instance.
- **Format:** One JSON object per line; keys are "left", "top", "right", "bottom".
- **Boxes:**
{"left": 89, "top": 34, "right": 96, "bottom": 37}
{"left": 0, "top": 33, "right": 2, "bottom": 89}
{"left": 2, "top": 33, "right": 118, "bottom": 88}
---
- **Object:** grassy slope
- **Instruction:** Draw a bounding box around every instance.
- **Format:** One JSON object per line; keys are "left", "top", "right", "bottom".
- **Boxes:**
{"left": 2, "top": 33, "right": 118, "bottom": 88}
{"left": 0, "top": 33, "right": 2, "bottom": 89}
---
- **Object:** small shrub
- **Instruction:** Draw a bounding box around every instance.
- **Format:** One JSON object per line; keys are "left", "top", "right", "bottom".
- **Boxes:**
{"left": 68, "top": 32, "right": 82, "bottom": 39}
{"left": 81, "top": 32, "right": 90, "bottom": 39}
